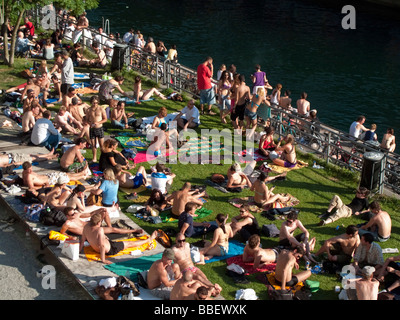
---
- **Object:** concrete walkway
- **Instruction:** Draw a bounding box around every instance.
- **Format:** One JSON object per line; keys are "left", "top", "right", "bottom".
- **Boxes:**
{"left": 0, "top": 114, "right": 164, "bottom": 300}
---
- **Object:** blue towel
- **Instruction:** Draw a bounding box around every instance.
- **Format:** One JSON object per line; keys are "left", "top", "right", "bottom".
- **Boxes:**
{"left": 205, "top": 240, "right": 245, "bottom": 263}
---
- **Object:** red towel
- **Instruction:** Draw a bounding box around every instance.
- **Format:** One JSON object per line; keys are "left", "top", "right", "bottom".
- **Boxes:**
{"left": 226, "top": 255, "right": 276, "bottom": 275}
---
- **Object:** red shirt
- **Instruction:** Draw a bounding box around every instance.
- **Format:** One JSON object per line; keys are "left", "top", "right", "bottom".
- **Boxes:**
{"left": 25, "top": 22, "right": 35, "bottom": 37}
{"left": 197, "top": 63, "right": 212, "bottom": 90}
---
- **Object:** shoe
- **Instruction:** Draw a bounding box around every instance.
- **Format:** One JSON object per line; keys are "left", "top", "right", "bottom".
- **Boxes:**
{"left": 125, "top": 192, "right": 138, "bottom": 200}
{"left": 317, "top": 220, "right": 326, "bottom": 226}
{"left": 318, "top": 211, "right": 330, "bottom": 219}
{"left": 207, "top": 110, "right": 216, "bottom": 115}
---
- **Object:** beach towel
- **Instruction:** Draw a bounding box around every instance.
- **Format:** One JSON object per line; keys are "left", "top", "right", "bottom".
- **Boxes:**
{"left": 205, "top": 240, "right": 245, "bottom": 264}
{"left": 83, "top": 235, "right": 157, "bottom": 262}
{"left": 159, "top": 207, "right": 212, "bottom": 223}
{"left": 74, "top": 72, "right": 90, "bottom": 80}
{"left": 261, "top": 271, "right": 304, "bottom": 292}
{"left": 133, "top": 150, "right": 177, "bottom": 164}
{"left": 115, "top": 136, "right": 149, "bottom": 151}
{"left": 226, "top": 255, "right": 276, "bottom": 275}
{"left": 228, "top": 195, "right": 300, "bottom": 213}
{"left": 104, "top": 252, "right": 163, "bottom": 281}
{"left": 113, "top": 96, "right": 154, "bottom": 105}
{"left": 269, "top": 160, "right": 309, "bottom": 174}
{"left": 178, "top": 136, "right": 223, "bottom": 158}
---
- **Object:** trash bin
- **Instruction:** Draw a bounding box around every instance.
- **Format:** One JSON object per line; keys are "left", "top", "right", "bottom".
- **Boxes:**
{"left": 111, "top": 44, "right": 128, "bottom": 71}
{"left": 359, "top": 151, "right": 384, "bottom": 191}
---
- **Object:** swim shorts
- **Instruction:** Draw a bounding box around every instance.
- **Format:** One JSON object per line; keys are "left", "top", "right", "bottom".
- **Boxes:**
{"left": 234, "top": 102, "right": 246, "bottom": 121}
{"left": 284, "top": 161, "right": 297, "bottom": 168}
{"left": 132, "top": 172, "right": 144, "bottom": 188}
{"left": 106, "top": 240, "right": 125, "bottom": 256}
{"left": 61, "top": 160, "right": 87, "bottom": 173}
{"left": 275, "top": 275, "right": 299, "bottom": 287}
{"left": 219, "top": 244, "right": 229, "bottom": 256}
{"left": 200, "top": 88, "right": 216, "bottom": 105}
{"left": 182, "top": 266, "right": 199, "bottom": 274}
{"left": 90, "top": 127, "right": 104, "bottom": 140}
{"left": 244, "top": 108, "right": 258, "bottom": 120}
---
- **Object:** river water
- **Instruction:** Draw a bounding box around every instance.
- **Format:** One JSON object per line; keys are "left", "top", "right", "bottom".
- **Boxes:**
{"left": 87, "top": 0, "right": 400, "bottom": 145}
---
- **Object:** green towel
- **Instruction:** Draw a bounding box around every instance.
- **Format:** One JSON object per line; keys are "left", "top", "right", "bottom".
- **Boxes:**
{"left": 104, "top": 253, "right": 163, "bottom": 281}
{"left": 159, "top": 207, "right": 213, "bottom": 223}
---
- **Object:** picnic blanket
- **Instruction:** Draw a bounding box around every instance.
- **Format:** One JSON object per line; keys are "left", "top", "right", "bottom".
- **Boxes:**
{"left": 228, "top": 195, "right": 300, "bottom": 213}
{"left": 159, "top": 207, "right": 212, "bottom": 223}
{"left": 115, "top": 136, "right": 149, "bottom": 151}
{"left": 104, "top": 252, "right": 163, "bottom": 282}
{"left": 205, "top": 240, "right": 245, "bottom": 264}
{"left": 83, "top": 235, "right": 157, "bottom": 262}
{"left": 226, "top": 255, "right": 276, "bottom": 275}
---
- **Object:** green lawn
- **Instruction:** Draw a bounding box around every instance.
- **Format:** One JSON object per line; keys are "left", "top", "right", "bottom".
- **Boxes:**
{"left": 1, "top": 57, "right": 400, "bottom": 300}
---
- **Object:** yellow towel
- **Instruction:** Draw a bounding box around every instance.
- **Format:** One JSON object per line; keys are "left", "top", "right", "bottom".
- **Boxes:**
{"left": 270, "top": 160, "right": 308, "bottom": 174}
{"left": 266, "top": 272, "right": 304, "bottom": 292}
{"left": 83, "top": 235, "right": 157, "bottom": 262}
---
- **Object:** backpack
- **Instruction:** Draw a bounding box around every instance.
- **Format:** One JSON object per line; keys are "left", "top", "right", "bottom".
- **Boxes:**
{"left": 39, "top": 208, "right": 67, "bottom": 227}
{"left": 261, "top": 224, "right": 280, "bottom": 238}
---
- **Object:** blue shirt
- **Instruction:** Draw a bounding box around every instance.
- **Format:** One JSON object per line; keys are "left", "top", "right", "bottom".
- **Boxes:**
{"left": 99, "top": 179, "right": 119, "bottom": 205}
{"left": 178, "top": 211, "right": 194, "bottom": 237}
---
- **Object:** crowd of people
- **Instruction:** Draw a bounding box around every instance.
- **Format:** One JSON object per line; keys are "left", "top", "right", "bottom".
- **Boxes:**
{"left": 1, "top": 11, "right": 399, "bottom": 301}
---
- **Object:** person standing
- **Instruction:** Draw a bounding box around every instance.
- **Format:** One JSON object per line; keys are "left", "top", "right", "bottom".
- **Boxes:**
{"left": 87, "top": 95, "right": 107, "bottom": 163}
{"left": 60, "top": 49, "right": 74, "bottom": 97}
{"left": 197, "top": 56, "right": 216, "bottom": 115}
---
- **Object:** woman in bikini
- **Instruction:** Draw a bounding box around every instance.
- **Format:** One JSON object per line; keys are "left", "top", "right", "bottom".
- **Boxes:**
{"left": 245, "top": 87, "right": 269, "bottom": 133}
{"left": 258, "top": 126, "right": 277, "bottom": 157}
{"left": 133, "top": 76, "right": 167, "bottom": 103}
{"left": 251, "top": 172, "right": 289, "bottom": 208}
{"left": 272, "top": 134, "right": 297, "bottom": 168}
{"left": 199, "top": 214, "right": 233, "bottom": 262}
{"left": 381, "top": 128, "right": 396, "bottom": 153}
{"left": 217, "top": 71, "right": 232, "bottom": 124}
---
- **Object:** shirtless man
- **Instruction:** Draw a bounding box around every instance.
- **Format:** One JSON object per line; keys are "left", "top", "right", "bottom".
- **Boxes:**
{"left": 110, "top": 101, "right": 135, "bottom": 129}
{"left": 170, "top": 271, "right": 203, "bottom": 300}
{"left": 232, "top": 74, "right": 251, "bottom": 130}
{"left": 279, "top": 210, "right": 316, "bottom": 263}
{"left": 60, "top": 137, "right": 87, "bottom": 173}
{"left": 79, "top": 211, "right": 157, "bottom": 264}
{"left": 296, "top": 92, "right": 310, "bottom": 117}
{"left": 380, "top": 128, "right": 396, "bottom": 153}
{"left": 313, "top": 225, "right": 360, "bottom": 265}
{"left": 167, "top": 182, "right": 205, "bottom": 217}
{"left": 144, "top": 37, "right": 156, "bottom": 54}
{"left": 22, "top": 161, "right": 88, "bottom": 193}
{"left": 348, "top": 266, "right": 379, "bottom": 300}
{"left": 274, "top": 246, "right": 312, "bottom": 290}
{"left": 21, "top": 77, "right": 40, "bottom": 100}
{"left": 279, "top": 90, "right": 292, "bottom": 111}
{"left": 147, "top": 248, "right": 182, "bottom": 300}
{"left": 243, "top": 234, "right": 280, "bottom": 268}
{"left": 21, "top": 101, "right": 40, "bottom": 134}
{"left": 60, "top": 206, "right": 142, "bottom": 237}
{"left": 22, "top": 89, "right": 40, "bottom": 113}
{"left": 172, "top": 233, "right": 222, "bottom": 295}
{"left": 86, "top": 95, "right": 107, "bottom": 162}
{"left": 69, "top": 97, "right": 88, "bottom": 123}
{"left": 114, "top": 164, "right": 148, "bottom": 189}
{"left": 358, "top": 201, "right": 391, "bottom": 242}
{"left": 54, "top": 106, "right": 83, "bottom": 134}
{"left": 226, "top": 162, "right": 252, "bottom": 190}
{"left": 62, "top": 86, "right": 81, "bottom": 109}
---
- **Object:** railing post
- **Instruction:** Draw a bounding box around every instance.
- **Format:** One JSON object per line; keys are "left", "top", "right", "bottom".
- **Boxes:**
{"left": 326, "top": 132, "right": 331, "bottom": 163}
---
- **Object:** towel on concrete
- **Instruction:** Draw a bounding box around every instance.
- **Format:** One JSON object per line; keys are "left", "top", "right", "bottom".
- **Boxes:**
{"left": 83, "top": 235, "right": 157, "bottom": 262}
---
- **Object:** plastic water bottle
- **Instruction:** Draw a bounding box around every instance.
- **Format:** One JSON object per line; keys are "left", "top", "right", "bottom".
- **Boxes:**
{"left": 128, "top": 290, "right": 134, "bottom": 300}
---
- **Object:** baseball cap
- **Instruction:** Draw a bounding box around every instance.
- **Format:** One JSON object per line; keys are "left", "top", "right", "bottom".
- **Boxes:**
{"left": 362, "top": 266, "right": 375, "bottom": 277}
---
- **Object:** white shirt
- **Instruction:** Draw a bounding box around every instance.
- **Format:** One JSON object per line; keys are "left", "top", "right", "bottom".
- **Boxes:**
{"left": 123, "top": 32, "right": 133, "bottom": 44}
{"left": 151, "top": 172, "right": 172, "bottom": 194}
{"left": 31, "top": 118, "right": 59, "bottom": 145}
{"left": 180, "top": 106, "right": 200, "bottom": 124}
{"left": 349, "top": 121, "right": 360, "bottom": 138}
{"left": 63, "top": 25, "right": 75, "bottom": 41}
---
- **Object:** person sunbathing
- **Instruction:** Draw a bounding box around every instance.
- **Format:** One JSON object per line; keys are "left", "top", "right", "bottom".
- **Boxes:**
{"left": 226, "top": 162, "right": 252, "bottom": 190}
{"left": 60, "top": 206, "right": 142, "bottom": 238}
{"left": 250, "top": 172, "right": 289, "bottom": 208}
{"left": 59, "top": 137, "right": 87, "bottom": 173}
{"left": 243, "top": 234, "right": 281, "bottom": 268}
{"left": 114, "top": 164, "right": 148, "bottom": 189}
{"left": 0, "top": 149, "right": 58, "bottom": 168}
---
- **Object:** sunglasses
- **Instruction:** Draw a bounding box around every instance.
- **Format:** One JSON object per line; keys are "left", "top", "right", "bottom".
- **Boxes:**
{"left": 177, "top": 239, "right": 186, "bottom": 243}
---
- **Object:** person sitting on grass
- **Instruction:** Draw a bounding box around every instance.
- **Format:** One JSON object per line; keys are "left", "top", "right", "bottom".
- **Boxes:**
{"left": 114, "top": 163, "right": 148, "bottom": 189}
{"left": 226, "top": 162, "right": 252, "bottom": 191}
{"left": 199, "top": 213, "right": 233, "bottom": 263}
{"left": 251, "top": 172, "right": 289, "bottom": 208}
{"left": 133, "top": 76, "right": 166, "bottom": 103}
{"left": 269, "top": 134, "right": 297, "bottom": 168}
{"left": 98, "top": 138, "right": 134, "bottom": 172}
{"left": 274, "top": 246, "right": 312, "bottom": 290}
{"left": 110, "top": 100, "right": 136, "bottom": 129}
{"left": 230, "top": 205, "right": 260, "bottom": 242}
